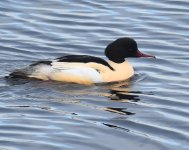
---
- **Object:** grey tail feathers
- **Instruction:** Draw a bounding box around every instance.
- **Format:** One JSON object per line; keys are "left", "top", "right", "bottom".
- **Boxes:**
{"left": 8, "top": 60, "right": 52, "bottom": 79}
{"left": 8, "top": 69, "right": 30, "bottom": 79}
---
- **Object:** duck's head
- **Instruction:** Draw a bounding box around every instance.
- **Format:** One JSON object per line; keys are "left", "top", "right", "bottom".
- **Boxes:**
{"left": 105, "top": 38, "right": 155, "bottom": 63}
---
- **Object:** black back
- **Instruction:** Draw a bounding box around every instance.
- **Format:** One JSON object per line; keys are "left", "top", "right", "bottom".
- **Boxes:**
{"left": 30, "top": 61, "right": 52, "bottom": 66}
{"left": 56, "top": 55, "right": 114, "bottom": 70}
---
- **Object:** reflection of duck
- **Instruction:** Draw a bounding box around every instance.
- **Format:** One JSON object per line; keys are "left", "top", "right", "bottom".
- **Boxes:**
{"left": 9, "top": 38, "right": 155, "bottom": 85}
{"left": 103, "top": 89, "right": 140, "bottom": 115}
{"left": 109, "top": 90, "right": 140, "bottom": 102}
{"left": 105, "top": 107, "right": 135, "bottom": 115}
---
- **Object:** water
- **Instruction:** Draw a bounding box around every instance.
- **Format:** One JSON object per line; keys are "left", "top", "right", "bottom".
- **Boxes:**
{"left": 0, "top": 0, "right": 189, "bottom": 150}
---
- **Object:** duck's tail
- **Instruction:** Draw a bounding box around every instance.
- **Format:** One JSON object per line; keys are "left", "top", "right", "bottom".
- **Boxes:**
{"left": 9, "top": 69, "right": 30, "bottom": 79}
{"left": 8, "top": 61, "right": 52, "bottom": 80}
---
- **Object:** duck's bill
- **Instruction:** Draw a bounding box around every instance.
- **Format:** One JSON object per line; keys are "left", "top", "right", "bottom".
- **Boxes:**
{"left": 136, "top": 50, "right": 155, "bottom": 58}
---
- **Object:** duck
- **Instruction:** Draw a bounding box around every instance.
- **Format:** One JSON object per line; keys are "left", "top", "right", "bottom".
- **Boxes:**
{"left": 9, "top": 38, "right": 155, "bottom": 85}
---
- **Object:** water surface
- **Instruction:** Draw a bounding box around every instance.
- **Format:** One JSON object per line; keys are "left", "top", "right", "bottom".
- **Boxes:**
{"left": 0, "top": 0, "right": 189, "bottom": 150}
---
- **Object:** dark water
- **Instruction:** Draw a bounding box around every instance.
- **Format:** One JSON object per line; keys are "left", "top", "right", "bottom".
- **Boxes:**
{"left": 0, "top": 0, "right": 189, "bottom": 150}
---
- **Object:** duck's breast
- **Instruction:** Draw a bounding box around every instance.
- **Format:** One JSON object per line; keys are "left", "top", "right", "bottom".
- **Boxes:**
{"left": 101, "top": 61, "right": 134, "bottom": 82}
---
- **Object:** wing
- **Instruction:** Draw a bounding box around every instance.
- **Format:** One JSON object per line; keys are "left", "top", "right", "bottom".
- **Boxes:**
{"left": 54, "top": 55, "right": 114, "bottom": 70}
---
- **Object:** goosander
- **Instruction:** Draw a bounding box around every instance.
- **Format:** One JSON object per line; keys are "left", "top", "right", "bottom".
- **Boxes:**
{"left": 9, "top": 38, "right": 155, "bottom": 85}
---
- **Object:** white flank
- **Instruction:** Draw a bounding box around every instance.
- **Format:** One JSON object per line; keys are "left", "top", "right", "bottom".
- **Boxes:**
{"left": 52, "top": 62, "right": 103, "bottom": 83}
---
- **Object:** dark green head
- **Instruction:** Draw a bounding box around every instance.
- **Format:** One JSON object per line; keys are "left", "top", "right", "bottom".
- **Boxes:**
{"left": 105, "top": 38, "right": 155, "bottom": 63}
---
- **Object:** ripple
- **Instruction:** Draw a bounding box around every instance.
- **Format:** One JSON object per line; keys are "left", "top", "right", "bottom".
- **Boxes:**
{"left": 0, "top": 0, "right": 189, "bottom": 150}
